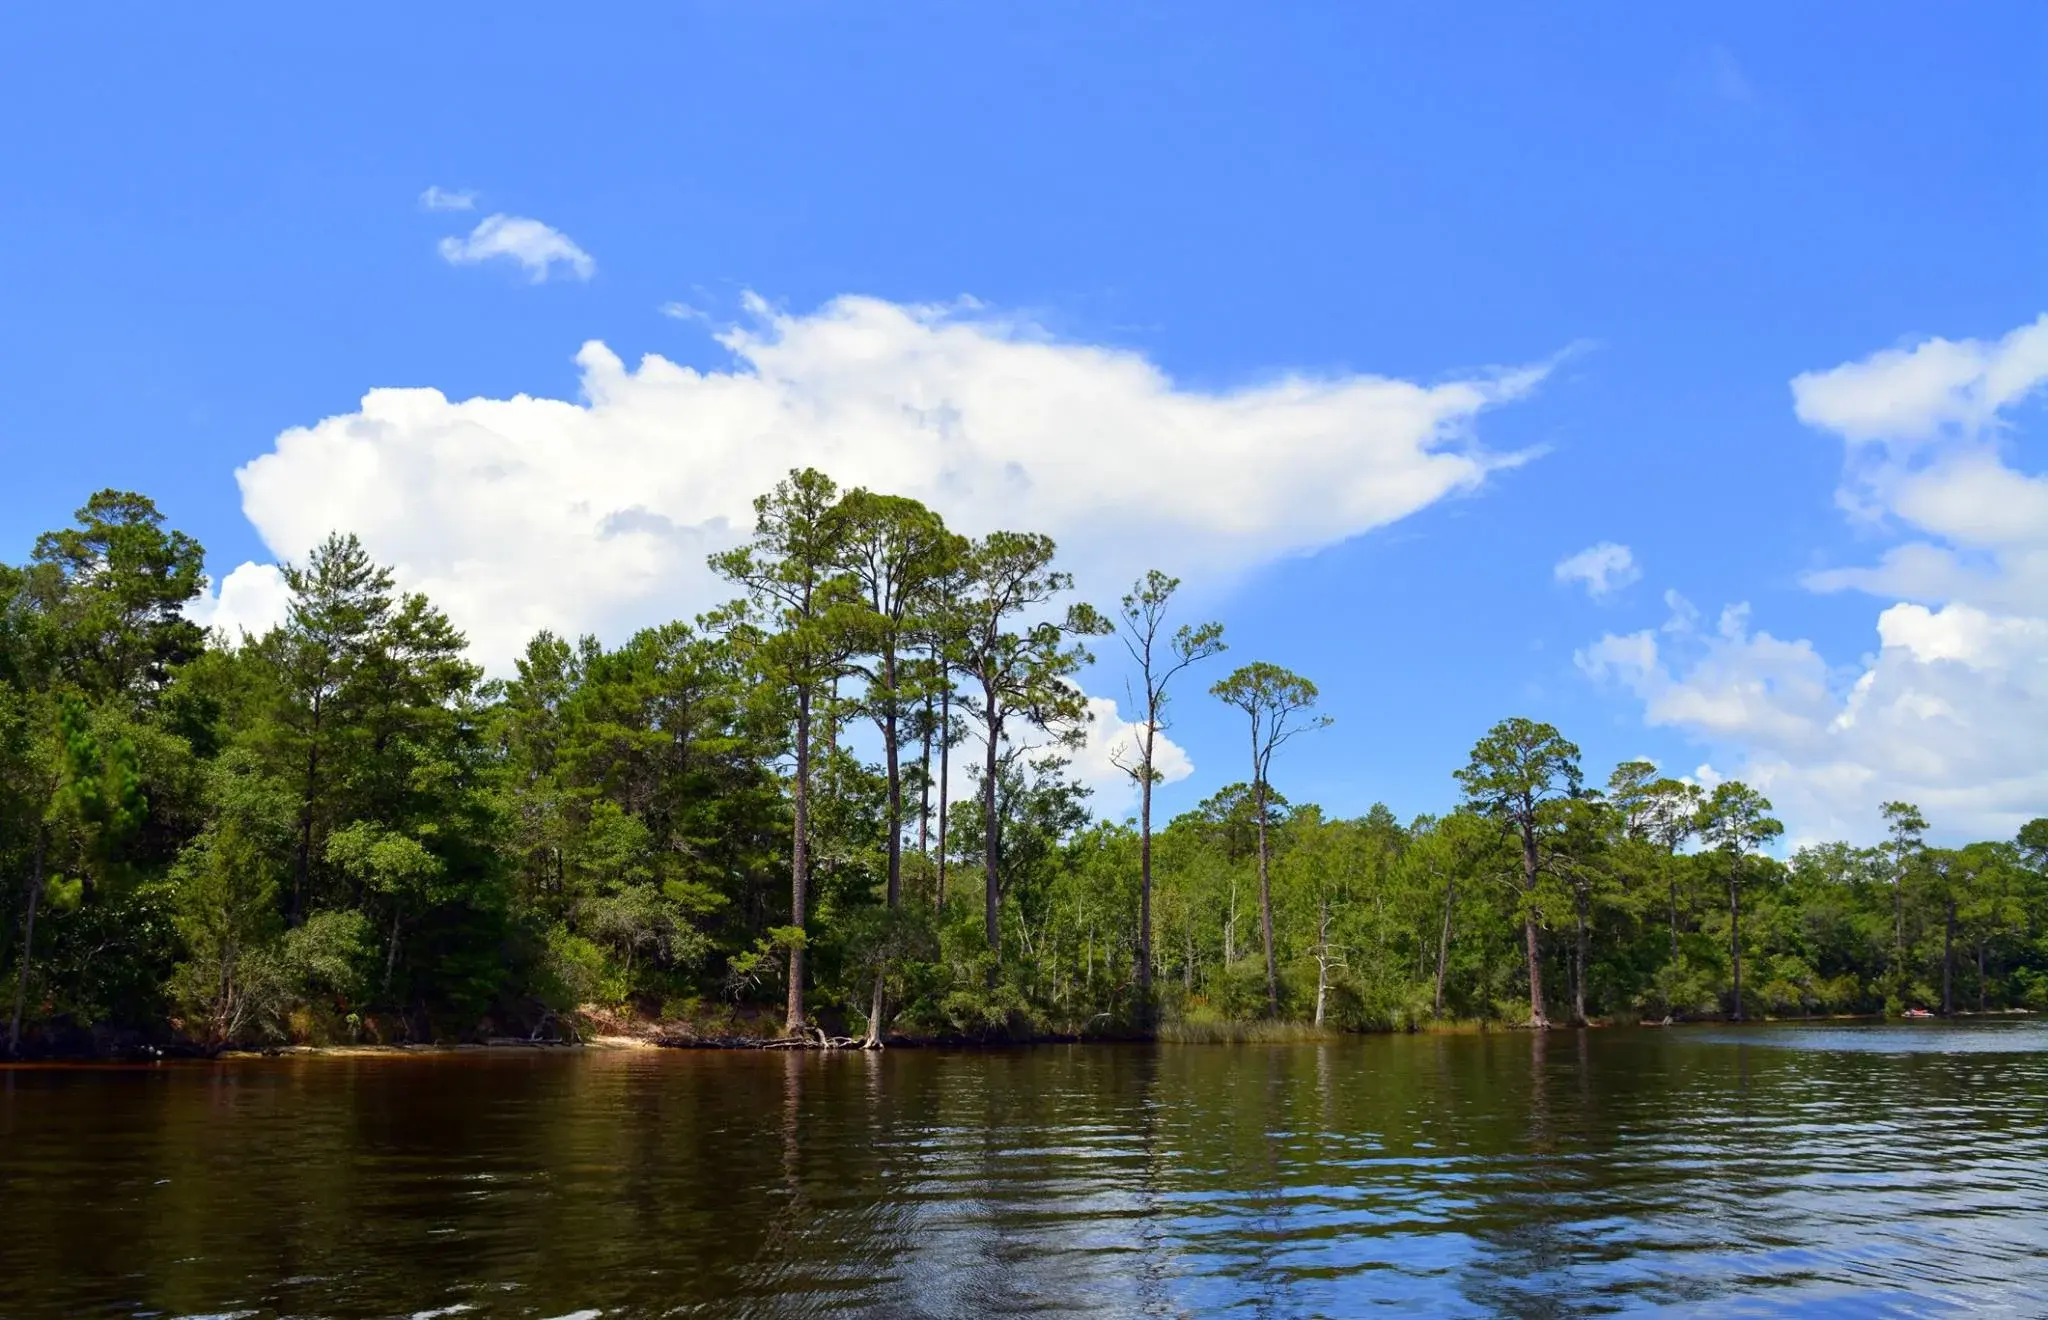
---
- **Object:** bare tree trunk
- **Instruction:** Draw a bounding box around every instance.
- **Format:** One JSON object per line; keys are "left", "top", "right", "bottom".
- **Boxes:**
{"left": 1573, "top": 884, "right": 1589, "bottom": 1027}
{"left": 918, "top": 663, "right": 934, "bottom": 859}
{"left": 1136, "top": 723, "right": 1155, "bottom": 1029}
{"left": 1893, "top": 877, "right": 1906, "bottom": 985}
{"left": 1313, "top": 896, "right": 1331, "bottom": 1028}
{"left": 1520, "top": 823, "right": 1548, "bottom": 1029}
{"left": 1255, "top": 779, "right": 1278, "bottom": 1018}
{"left": 9, "top": 830, "right": 47, "bottom": 1054}
{"left": 1225, "top": 876, "right": 1237, "bottom": 966}
{"left": 1728, "top": 863, "right": 1744, "bottom": 1023}
{"left": 1942, "top": 898, "right": 1955, "bottom": 1016}
{"left": 883, "top": 653, "right": 902, "bottom": 907}
{"left": 867, "top": 650, "right": 903, "bottom": 1049}
{"left": 935, "top": 676, "right": 950, "bottom": 912}
{"left": 787, "top": 690, "right": 812, "bottom": 1033}
{"left": 1433, "top": 867, "right": 1455, "bottom": 1018}
{"left": 982, "top": 705, "right": 1001, "bottom": 957}
{"left": 383, "top": 906, "right": 402, "bottom": 992}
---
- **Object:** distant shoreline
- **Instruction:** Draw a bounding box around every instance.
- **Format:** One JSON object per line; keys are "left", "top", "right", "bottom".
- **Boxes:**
{"left": 3, "top": 1010, "right": 2034, "bottom": 1066}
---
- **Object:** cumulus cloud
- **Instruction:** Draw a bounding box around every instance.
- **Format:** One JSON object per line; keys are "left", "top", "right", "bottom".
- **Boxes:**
{"left": 1791, "top": 315, "right": 2048, "bottom": 448}
{"left": 418, "top": 186, "right": 476, "bottom": 212}
{"left": 185, "top": 562, "right": 291, "bottom": 644}
{"left": 1582, "top": 314, "right": 2048, "bottom": 842}
{"left": 1795, "top": 314, "right": 2048, "bottom": 618}
{"left": 219, "top": 293, "right": 1547, "bottom": 667}
{"left": 1060, "top": 697, "right": 1195, "bottom": 815}
{"left": 1553, "top": 542, "right": 1640, "bottom": 598}
{"left": 437, "top": 213, "right": 594, "bottom": 282}
{"left": 1579, "top": 593, "right": 2048, "bottom": 845}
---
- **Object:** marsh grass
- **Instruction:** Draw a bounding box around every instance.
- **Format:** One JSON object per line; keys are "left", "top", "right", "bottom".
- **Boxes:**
{"left": 1157, "top": 1017, "right": 1340, "bottom": 1044}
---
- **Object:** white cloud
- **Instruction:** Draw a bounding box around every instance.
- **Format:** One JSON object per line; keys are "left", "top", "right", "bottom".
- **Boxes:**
{"left": 185, "top": 562, "right": 291, "bottom": 644}
{"left": 1553, "top": 541, "right": 1640, "bottom": 598}
{"left": 418, "top": 186, "right": 476, "bottom": 212}
{"left": 437, "top": 214, "right": 594, "bottom": 282}
{"left": 1583, "top": 314, "right": 2048, "bottom": 842}
{"left": 219, "top": 293, "right": 1547, "bottom": 668}
{"left": 1061, "top": 697, "right": 1194, "bottom": 815}
{"left": 1790, "top": 314, "right": 2048, "bottom": 449}
{"left": 904, "top": 694, "right": 1190, "bottom": 820}
{"left": 1579, "top": 594, "right": 2048, "bottom": 844}
{"left": 1796, "top": 315, "right": 2048, "bottom": 619}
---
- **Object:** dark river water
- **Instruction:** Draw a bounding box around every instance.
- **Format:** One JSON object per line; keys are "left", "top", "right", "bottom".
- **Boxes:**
{"left": 2, "top": 1022, "right": 2045, "bottom": 1318}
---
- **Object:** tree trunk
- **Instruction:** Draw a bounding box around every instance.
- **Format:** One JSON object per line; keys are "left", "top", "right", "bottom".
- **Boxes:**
{"left": 1942, "top": 897, "right": 1955, "bottom": 1016}
{"left": 787, "top": 689, "right": 812, "bottom": 1033}
{"left": 383, "top": 906, "right": 402, "bottom": 993}
{"left": 1433, "top": 867, "right": 1455, "bottom": 1018}
{"left": 1225, "top": 877, "right": 1236, "bottom": 966}
{"left": 918, "top": 660, "right": 935, "bottom": 859}
{"left": 1136, "top": 720, "right": 1155, "bottom": 1029}
{"left": 883, "top": 650, "right": 902, "bottom": 907}
{"left": 1255, "top": 778, "right": 1278, "bottom": 1018}
{"left": 1573, "top": 884, "right": 1589, "bottom": 1027}
{"left": 935, "top": 675, "right": 950, "bottom": 912}
{"left": 293, "top": 739, "right": 320, "bottom": 927}
{"left": 1894, "top": 877, "right": 1905, "bottom": 969}
{"left": 982, "top": 706, "right": 1001, "bottom": 957}
{"left": 1519, "top": 821, "right": 1547, "bottom": 1029}
{"left": 8, "top": 829, "right": 47, "bottom": 1054}
{"left": 1728, "top": 862, "right": 1744, "bottom": 1023}
{"left": 1977, "top": 938, "right": 1987, "bottom": 1013}
{"left": 1314, "top": 896, "right": 1331, "bottom": 1028}
{"left": 1668, "top": 869, "right": 1681, "bottom": 968}
{"left": 867, "top": 650, "right": 903, "bottom": 1049}
{"left": 866, "top": 974, "right": 886, "bottom": 1049}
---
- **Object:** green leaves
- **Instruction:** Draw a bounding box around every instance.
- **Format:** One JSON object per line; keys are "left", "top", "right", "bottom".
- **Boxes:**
{"left": 1696, "top": 781, "right": 1783, "bottom": 858}
{"left": 326, "top": 821, "right": 445, "bottom": 902}
{"left": 48, "top": 695, "right": 147, "bottom": 889}
{"left": 1455, "top": 717, "right": 1581, "bottom": 821}
{"left": 1211, "top": 662, "right": 1329, "bottom": 784}
{"left": 710, "top": 467, "right": 859, "bottom": 692}
{"left": 10, "top": 471, "right": 2048, "bottom": 1049}
{"left": 29, "top": 489, "right": 206, "bottom": 703}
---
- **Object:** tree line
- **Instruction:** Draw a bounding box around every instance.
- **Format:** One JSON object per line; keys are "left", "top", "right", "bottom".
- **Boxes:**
{"left": 3, "top": 480, "right": 2044, "bottom": 1052}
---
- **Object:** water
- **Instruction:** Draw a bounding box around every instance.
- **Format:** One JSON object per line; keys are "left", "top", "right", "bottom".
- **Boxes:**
{"left": 2, "top": 1023, "right": 2045, "bottom": 1318}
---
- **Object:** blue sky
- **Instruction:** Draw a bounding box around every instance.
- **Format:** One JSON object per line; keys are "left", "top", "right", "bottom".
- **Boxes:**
{"left": 2, "top": 5, "right": 2043, "bottom": 843}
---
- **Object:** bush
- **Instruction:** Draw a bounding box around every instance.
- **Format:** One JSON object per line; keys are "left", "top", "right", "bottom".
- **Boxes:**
{"left": 539, "top": 925, "right": 623, "bottom": 1010}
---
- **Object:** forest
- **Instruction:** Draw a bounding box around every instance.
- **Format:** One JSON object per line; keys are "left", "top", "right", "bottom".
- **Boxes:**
{"left": 4, "top": 476, "right": 2045, "bottom": 1054}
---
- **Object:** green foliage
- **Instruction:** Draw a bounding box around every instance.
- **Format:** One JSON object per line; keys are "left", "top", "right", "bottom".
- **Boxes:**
{"left": 4, "top": 482, "right": 2047, "bottom": 1052}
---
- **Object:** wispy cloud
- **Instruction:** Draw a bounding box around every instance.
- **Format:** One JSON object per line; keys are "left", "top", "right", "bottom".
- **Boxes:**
{"left": 418, "top": 185, "right": 477, "bottom": 212}
{"left": 1674, "top": 44, "right": 1763, "bottom": 119}
{"left": 1705, "top": 45, "right": 1754, "bottom": 105}
{"left": 1555, "top": 542, "right": 1641, "bottom": 599}
{"left": 437, "top": 214, "right": 595, "bottom": 283}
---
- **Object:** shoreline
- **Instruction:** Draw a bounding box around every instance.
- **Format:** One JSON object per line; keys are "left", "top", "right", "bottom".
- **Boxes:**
{"left": 2, "top": 1009, "right": 2033, "bottom": 1065}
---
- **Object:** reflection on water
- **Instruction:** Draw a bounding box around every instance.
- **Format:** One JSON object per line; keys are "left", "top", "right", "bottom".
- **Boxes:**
{"left": 1, "top": 1023, "right": 2044, "bottom": 1317}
